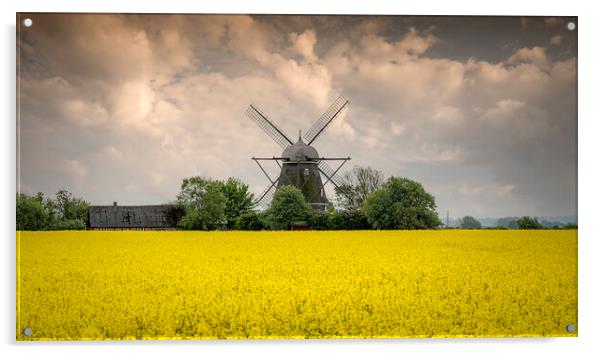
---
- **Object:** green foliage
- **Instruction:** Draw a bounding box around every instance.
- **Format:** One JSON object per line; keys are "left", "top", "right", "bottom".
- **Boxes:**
{"left": 308, "top": 210, "right": 329, "bottom": 230}
{"left": 564, "top": 223, "right": 578, "bottom": 229}
{"left": 460, "top": 216, "right": 482, "bottom": 229}
{"left": 16, "top": 193, "right": 50, "bottom": 230}
{"left": 55, "top": 189, "right": 89, "bottom": 221}
{"left": 496, "top": 217, "right": 519, "bottom": 229}
{"left": 16, "top": 190, "right": 89, "bottom": 230}
{"left": 234, "top": 211, "right": 265, "bottom": 231}
{"left": 363, "top": 177, "right": 441, "bottom": 230}
{"left": 219, "top": 178, "right": 255, "bottom": 229}
{"left": 516, "top": 216, "right": 544, "bottom": 230}
{"left": 325, "top": 209, "right": 371, "bottom": 230}
{"left": 335, "top": 166, "right": 385, "bottom": 211}
{"left": 264, "top": 185, "right": 312, "bottom": 230}
{"left": 51, "top": 219, "right": 87, "bottom": 230}
{"left": 176, "top": 177, "right": 227, "bottom": 230}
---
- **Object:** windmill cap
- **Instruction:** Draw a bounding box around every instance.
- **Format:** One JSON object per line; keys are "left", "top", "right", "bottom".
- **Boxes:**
{"left": 281, "top": 137, "right": 319, "bottom": 160}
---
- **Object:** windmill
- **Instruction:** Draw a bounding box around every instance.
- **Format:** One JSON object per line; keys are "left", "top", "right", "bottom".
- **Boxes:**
{"left": 245, "top": 95, "right": 352, "bottom": 211}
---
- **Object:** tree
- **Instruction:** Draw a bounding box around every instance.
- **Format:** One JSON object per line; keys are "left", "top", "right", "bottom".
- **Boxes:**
{"left": 219, "top": 178, "right": 255, "bottom": 229}
{"left": 460, "top": 216, "right": 482, "bottom": 229}
{"left": 496, "top": 217, "right": 519, "bottom": 229}
{"left": 363, "top": 177, "right": 440, "bottom": 230}
{"left": 335, "top": 166, "right": 385, "bottom": 211}
{"left": 176, "top": 177, "right": 227, "bottom": 230}
{"left": 564, "top": 223, "right": 578, "bottom": 229}
{"left": 17, "top": 190, "right": 89, "bottom": 230}
{"left": 516, "top": 216, "right": 543, "bottom": 229}
{"left": 234, "top": 211, "right": 265, "bottom": 231}
{"left": 55, "top": 189, "right": 89, "bottom": 221}
{"left": 264, "top": 185, "right": 312, "bottom": 230}
{"left": 16, "top": 193, "right": 50, "bottom": 230}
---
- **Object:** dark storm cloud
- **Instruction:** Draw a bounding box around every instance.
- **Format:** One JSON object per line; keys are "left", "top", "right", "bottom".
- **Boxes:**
{"left": 17, "top": 14, "right": 577, "bottom": 218}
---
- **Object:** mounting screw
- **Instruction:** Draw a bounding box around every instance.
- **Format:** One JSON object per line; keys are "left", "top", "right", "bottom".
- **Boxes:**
{"left": 23, "top": 327, "right": 32, "bottom": 336}
{"left": 22, "top": 18, "right": 33, "bottom": 27}
{"left": 566, "top": 21, "right": 576, "bottom": 31}
{"left": 566, "top": 324, "right": 575, "bottom": 333}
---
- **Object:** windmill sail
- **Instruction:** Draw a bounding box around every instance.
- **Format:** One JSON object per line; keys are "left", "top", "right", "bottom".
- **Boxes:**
{"left": 304, "top": 95, "right": 349, "bottom": 145}
{"left": 318, "top": 160, "right": 345, "bottom": 187}
{"left": 245, "top": 104, "right": 294, "bottom": 149}
{"left": 255, "top": 183, "right": 276, "bottom": 209}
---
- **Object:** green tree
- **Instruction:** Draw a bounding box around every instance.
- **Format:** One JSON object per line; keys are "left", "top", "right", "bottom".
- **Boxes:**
{"left": 564, "top": 223, "right": 578, "bottom": 229}
{"left": 496, "top": 217, "right": 518, "bottom": 229}
{"left": 264, "top": 185, "right": 312, "bottom": 230}
{"left": 234, "top": 211, "right": 265, "bottom": 230}
{"left": 16, "top": 192, "right": 50, "bottom": 230}
{"left": 219, "top": 178, "right": 255, "bottom": 229}
{"left": 460, "top": 216, "right": 482, "bottom": 229}
{"left": 17, "top": 190, "right": 89, "bottom": 230}
{"left": 363, "top": 177, "right": 440, "bottom": 230}
{"left": 176, "top": 177, "right": 227, "bottom": 230}
{"left": 54, "top": 189, "right": 89, "bottom": 221}
{"left": 335, "top": 166, "right": 385, "bottom": 211}
{"left": 516, "top": 216, "right": 543, "bottom": 229}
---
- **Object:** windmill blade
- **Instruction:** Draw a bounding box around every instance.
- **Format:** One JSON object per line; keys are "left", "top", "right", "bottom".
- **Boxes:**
{"left": 245, "top": 104, "right": 294, "bottom": 149}
{"left": 255, "top": 183, "right": 276, "bottom": 210}
{"left": 318, "top": 160, "right": 355, "bottom": 202}
{"left": 318, "top": 160, "right": 345, "bottom": 187}
{"left": 304, "top": 95, "right": 349, "bottom": 145}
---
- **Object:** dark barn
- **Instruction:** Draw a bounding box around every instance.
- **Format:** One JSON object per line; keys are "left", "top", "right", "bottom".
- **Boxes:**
{"left": 88, "top": 203, "right": 183, "bottom": 230}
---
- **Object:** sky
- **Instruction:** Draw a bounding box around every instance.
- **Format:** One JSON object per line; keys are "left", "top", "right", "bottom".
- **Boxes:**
{"left": 17, "top": 14, "right": 577, "bottom": 219}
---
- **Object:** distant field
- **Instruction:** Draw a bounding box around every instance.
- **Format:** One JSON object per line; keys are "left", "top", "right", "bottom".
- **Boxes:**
{"left": 17, "top": 230, "right": 577, "bottom": 340}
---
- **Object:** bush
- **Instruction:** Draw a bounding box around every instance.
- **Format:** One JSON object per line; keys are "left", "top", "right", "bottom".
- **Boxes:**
{"left": 326, "top": 209, "right": 371, "bottom": 230}
{"left": 308, "top": 210, "right": 329, "bottom": 230}
{"left": 496, "top": 217, "right": 518, "bottom": 229}
{"left": 234, "top": 211, "right": 265, "bottom": 230}
{"left": 50, "top": 219, "right": 86, "bottom": 230}
{"left": 460, "top": 216, "right": 482, "bottom": 229}
{"left": 516, "top": 216, "right": 544, "bottom": 230}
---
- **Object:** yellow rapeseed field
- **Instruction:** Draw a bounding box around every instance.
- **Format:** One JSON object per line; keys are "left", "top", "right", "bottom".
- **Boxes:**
{"left": 16, "top": 230, "right": 577, "bottom": 340}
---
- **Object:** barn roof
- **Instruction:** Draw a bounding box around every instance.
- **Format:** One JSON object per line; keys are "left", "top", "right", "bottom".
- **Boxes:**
{"left": 88, "top": 204, "right": 178, "bottom": 229}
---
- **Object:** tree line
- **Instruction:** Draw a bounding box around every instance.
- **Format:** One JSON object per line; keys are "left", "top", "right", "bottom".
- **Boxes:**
{"left": 455, "top": 215, "right": 577, "bottom": 230}
{"left": 16, "top": 166, "right": 442, "bottom": 231}
{"left": 174, "top": 166, "right": 441, "bottom": 231}
{"left": 16, "top": 190, "right": 89, "bottom": 230}
{"left": 17, "top": 166, "right": 574, "bottom": 231}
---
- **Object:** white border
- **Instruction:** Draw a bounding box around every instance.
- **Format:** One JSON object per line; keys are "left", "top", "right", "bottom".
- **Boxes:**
{"left": 2, "top": 1, "right": 600, "bottom": 353}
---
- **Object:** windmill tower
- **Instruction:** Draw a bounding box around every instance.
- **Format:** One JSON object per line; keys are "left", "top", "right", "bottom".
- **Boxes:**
{"left": 245, "top": 95, "right": 352, "bottom": 211}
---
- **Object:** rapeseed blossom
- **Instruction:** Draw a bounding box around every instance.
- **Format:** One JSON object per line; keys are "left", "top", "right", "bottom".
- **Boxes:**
{"left": 16, "top": 230, "right": 577, "bottom": 340}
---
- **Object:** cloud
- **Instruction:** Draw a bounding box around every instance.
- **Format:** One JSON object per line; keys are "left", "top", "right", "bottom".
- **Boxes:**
{"left": 506, "top": 46, "right": 549, "bottom": 70}
{"left": 290, "top": 29, "right": 318, "bottom": 62}
{"left": 550, "top": 35, "right": 562, "bottom": 45}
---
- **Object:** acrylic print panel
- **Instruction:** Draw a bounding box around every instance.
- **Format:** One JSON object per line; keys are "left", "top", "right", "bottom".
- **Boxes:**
{"left": 16, "top": 13, "right": 578, "bottom": 340}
